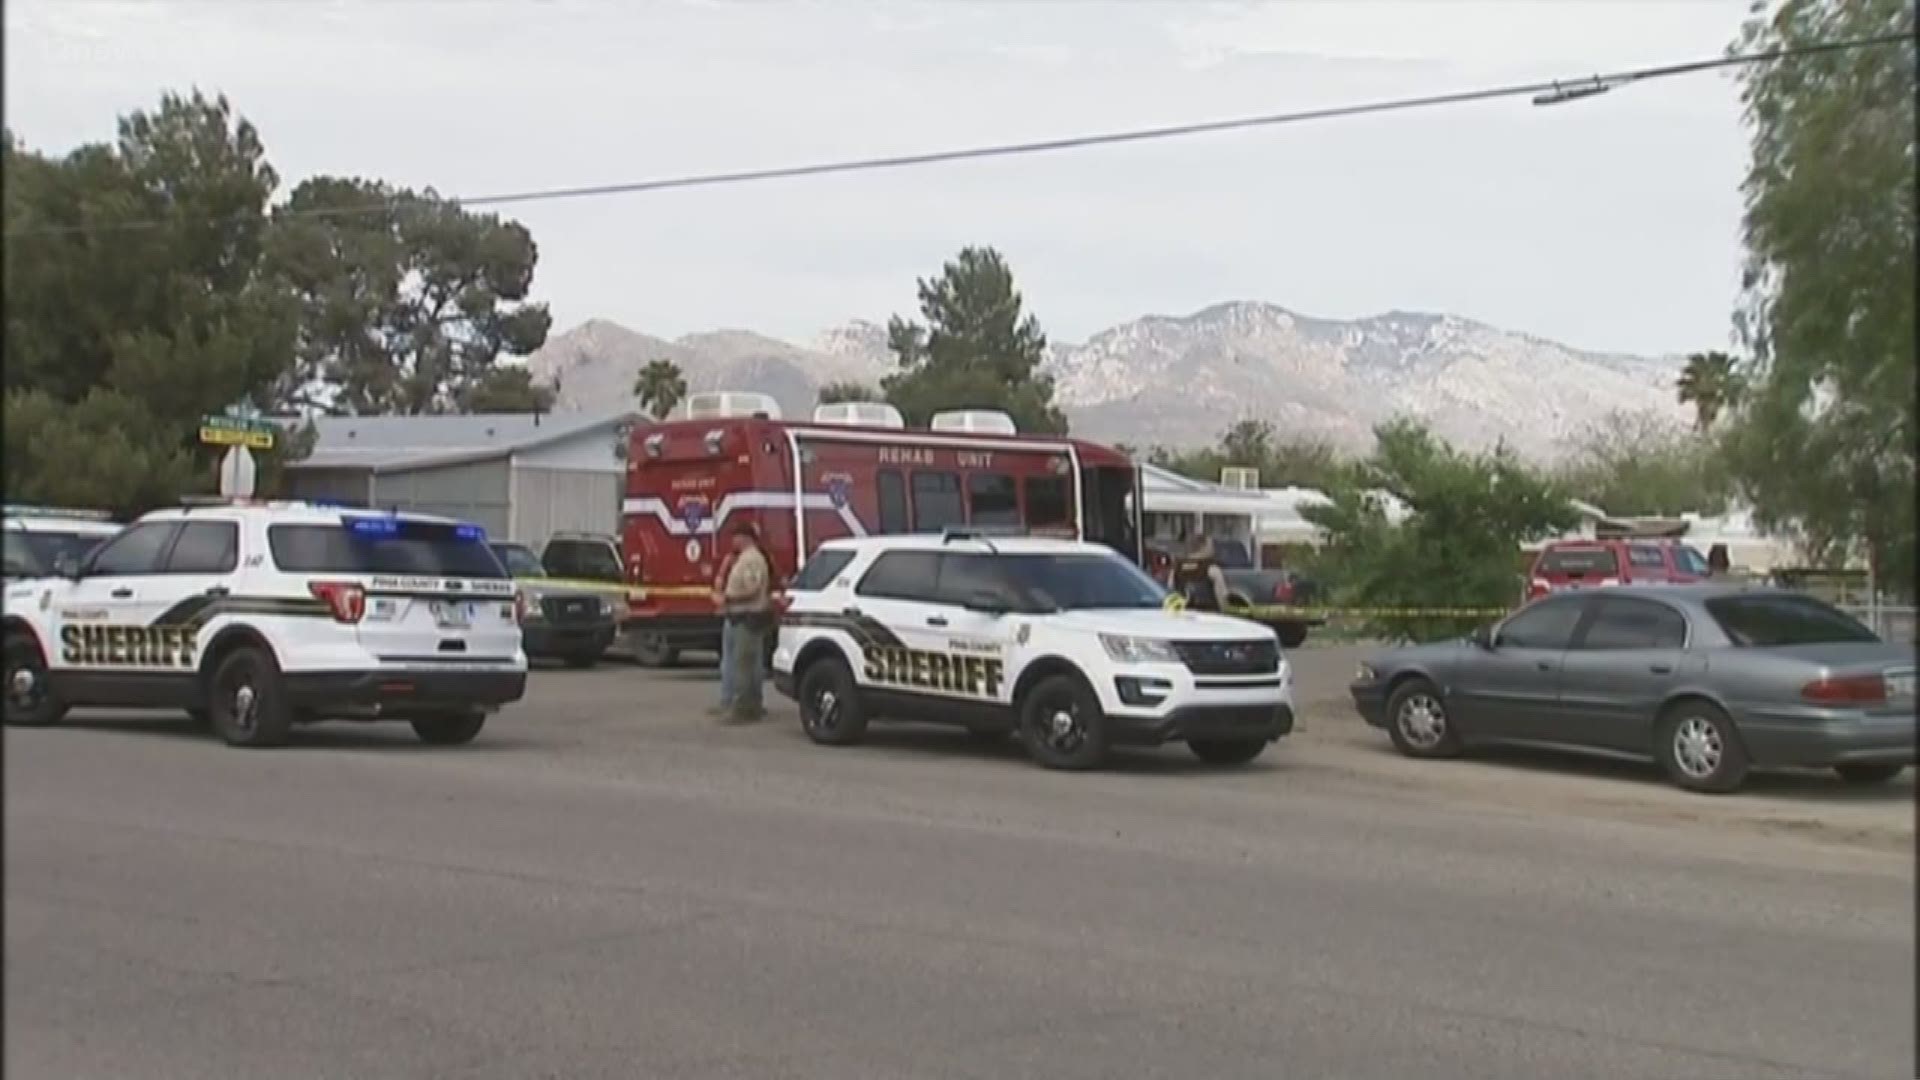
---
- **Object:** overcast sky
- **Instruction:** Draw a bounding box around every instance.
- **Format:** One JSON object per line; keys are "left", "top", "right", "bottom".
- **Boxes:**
{"left": 7, "top": 0, "right": 1753, "bottom": 357}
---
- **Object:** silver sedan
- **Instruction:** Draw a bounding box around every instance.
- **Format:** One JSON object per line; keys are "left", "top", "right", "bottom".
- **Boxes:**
{"left": 1348, "top": 584, "right": 1915, "bottom": 793}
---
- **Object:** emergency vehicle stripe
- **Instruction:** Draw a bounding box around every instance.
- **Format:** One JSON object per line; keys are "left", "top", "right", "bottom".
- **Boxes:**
{"left": 149, "top": 594, "right": 333, "bottom": 627}
{"left": 622, "top": 493, "right": 867, "bottom": 538}
{"left": 780, "top": 611, "right": 906, "bottom": 650}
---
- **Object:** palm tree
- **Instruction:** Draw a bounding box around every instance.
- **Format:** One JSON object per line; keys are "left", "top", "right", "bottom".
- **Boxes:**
{"left": 633, "top": 358, "right": 687, "bottom": 420}
{"left": 1676, "top": 351, "right": 1741, "bottom": 431}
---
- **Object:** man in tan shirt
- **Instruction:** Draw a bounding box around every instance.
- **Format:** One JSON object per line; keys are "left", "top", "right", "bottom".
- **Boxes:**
{"left": 719, "top": 524, "right": 773, "bottom": 723}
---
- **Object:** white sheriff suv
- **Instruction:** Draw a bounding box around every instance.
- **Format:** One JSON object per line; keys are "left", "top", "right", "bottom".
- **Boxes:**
{"left": 1, "top": 500, "right": 529, "bottom": 748}
{"left": 772, "top": 532, "right": 1295, "bottom": 770}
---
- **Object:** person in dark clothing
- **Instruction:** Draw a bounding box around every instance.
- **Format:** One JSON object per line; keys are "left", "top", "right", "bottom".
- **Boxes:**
{"left": 1707, "top": 543, "right": 1731, "bottom": 577}
{"left": 1171, "top": 536, "right": 1231, "bottom": 612}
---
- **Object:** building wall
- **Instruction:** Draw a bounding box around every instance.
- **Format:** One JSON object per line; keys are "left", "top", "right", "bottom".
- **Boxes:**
{"left": 514, "top": 425, "right": 625, "bottom": 472}
{"left": 283, "top": 467, "right": 372, "bottom": 505}
{"left": 368, "top": 458, "right": 513, "bottom": 537}
{"left": 509, "top": 465, "right": 622, "bottom": 548}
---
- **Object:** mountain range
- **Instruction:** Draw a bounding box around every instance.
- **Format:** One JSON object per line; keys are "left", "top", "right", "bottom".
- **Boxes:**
{"left": 523, "top": 302, "right": 1688, "bottom": 461}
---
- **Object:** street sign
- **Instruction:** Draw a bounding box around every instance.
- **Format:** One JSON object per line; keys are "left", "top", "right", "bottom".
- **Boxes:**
{"left": 199, "top": 414, "right": 277, "bottom": 451}
{"left": 218, "top": 446, "right": 258, "bottom": 498}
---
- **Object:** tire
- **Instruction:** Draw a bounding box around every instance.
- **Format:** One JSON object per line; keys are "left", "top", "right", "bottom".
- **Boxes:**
{"left": 797, "top": 658, "right": 868, "bottom": 746}
{"left": 1385, "top": 677, "right": 1462, "bottom": 759}
{"left": 1277, "top": 624, "right": 1308, "bottom": 649}
{"left": 207, "top": 647, "right": 293, "bottom": 749}
{"left": 1017, "top": 673, "right": 1109, "bottom": 771}
{"left": 630, "top": 633, "right": 680, "bottom": 669}
{"left": 3, "top": 632, "right": 67, "bottom": 728}
{"left": 1188, "top": 737, "right": 1268, "bottom": 765}
{"left": 1834, "top": 762, "right": 1906, "bottom": 786}
{"left": 412, "top": 711, "right": 488, "bottom": 746}
{"left": 1655, "top": 702, "right": 1750, "bottom": 794}
{"left": 563, "top": 651, "right": 599, "bottom": 670}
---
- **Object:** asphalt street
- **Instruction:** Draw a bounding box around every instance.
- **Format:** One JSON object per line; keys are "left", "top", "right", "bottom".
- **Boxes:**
{"left": 6, "top": 646, "right": 1914, "bottom": 1079}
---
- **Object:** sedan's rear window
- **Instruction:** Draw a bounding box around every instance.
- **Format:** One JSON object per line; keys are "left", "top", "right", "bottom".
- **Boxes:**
{"left": 1706, "top": 594, "right": 1880, "bottom": 646}
{"left": 269, "top": 519, "right": 507, "bottom": 578}
{"left": 1537, "top": 547, "right": 1619, "bottom": 576}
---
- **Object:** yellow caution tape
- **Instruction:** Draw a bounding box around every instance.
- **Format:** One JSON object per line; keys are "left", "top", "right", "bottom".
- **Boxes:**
{"left": 512, "top": 575, "right": 647, "bottom": 599}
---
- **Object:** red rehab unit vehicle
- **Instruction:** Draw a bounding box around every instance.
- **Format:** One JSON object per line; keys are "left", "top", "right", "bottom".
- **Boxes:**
{"left": 620, "top": 394, "right": 1144, "bottom": 666}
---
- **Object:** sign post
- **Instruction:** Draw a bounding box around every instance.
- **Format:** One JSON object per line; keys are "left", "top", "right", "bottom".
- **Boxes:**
{"left": 218, "top": 446, "right": 258, "bottom": 498}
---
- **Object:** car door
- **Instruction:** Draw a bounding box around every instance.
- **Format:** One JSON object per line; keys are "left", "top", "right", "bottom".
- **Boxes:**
{"left": 1448, "top": 595, "right": 1589, "bottom": 740}
{"left": 48, "top": 520, "right": 182, "bottom": 678}
{"left": 929, "top": 552, "right": 1021, "bottom": 706}
{"left": 846, "top": 550, "right": 951, "bottom": 702}
{"left": 1555, "top": 595, "right": 1690, "bottom": 753}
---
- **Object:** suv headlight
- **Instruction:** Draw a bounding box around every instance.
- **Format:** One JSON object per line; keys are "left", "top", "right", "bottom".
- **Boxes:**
{"left": 1355, "top": 662, "right": 1377, "bottom": 682}
{"left": 598, "top": 596, "right": 617, "bottom": 616}
{"left": 1099, "top": 634, "right": 1180, "bottom": 664}
{"left": 520, "top": 590, "right": 544, "bottom": 620}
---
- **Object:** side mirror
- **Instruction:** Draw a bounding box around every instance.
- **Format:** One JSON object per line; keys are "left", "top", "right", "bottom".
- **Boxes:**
{"left": 1470, "top": 624, "right": 1496, "bottom": 650}
{"left": 963, "top": 591, "right": 1009, "bottom": 616}
{"left": 52, "top": 551, "right": 84, "bottom": 580}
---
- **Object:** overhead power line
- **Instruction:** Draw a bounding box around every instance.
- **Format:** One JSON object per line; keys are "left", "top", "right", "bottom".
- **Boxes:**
{"left": 6, "top": 30, "right": 1911, "bottom": 240}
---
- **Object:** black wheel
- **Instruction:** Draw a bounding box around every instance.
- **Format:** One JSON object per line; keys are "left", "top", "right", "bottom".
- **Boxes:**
{"left": 563, "top": 651, "right": 599, "bottom": 670}
{"left": 3, "top": 632, "right": 67, "bottom": 728}
{"left": 412, "top": 711, "right": 488, "bottom": 745}
{"left": 208, "top": 647, "right": 293, "bottom": 748}
{"left": 1188, "top": 737, "right": 1268, "bottom": 765}
{"left": 630, "top": 633, "right": 680, "bottom": 668}
{"left": 1834, "top": 762, "right": 1906, "bottom": 786}
{"left": 1018, "top": 673, "right": 1109, "bottom": 771}
{"left": 1655, "top": 702, "right": 1750, "bottom": 794}
{"left": 1277, "top": 624, "right": 1308, "bottom": 649}
{"left": 1385, "top": 677, "right": 1462, "bottom": 759}
{"left": 797, "top": 658, "right": 868, "bottom": 746}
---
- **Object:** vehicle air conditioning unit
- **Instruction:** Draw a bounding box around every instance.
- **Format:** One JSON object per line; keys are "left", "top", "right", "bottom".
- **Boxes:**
{"left": 812, "top": 401, "right": 907, "bottom": 429}
{"left": 928, "top": 409, "right": 1018, "bottom": 435}
{"left": 682, "top": 391, "right": 783, "bottom": 421}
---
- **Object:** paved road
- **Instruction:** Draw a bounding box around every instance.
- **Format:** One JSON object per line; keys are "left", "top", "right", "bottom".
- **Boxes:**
{"left": 7, "top": 649, "right": 1913, "bottom": 1079}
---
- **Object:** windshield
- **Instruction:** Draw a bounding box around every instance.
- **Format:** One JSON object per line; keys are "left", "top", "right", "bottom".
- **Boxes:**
{"left": 545, "top": 539, "right": 623, "bottom": 582}
{"left": 491, "top": 543, "right": 547, "bottom": 577}
{"left": 268, "top": 519, "right": 508, "bottom": 578}
{"left": 3, "top": 530, "right": 113, "bottom": 577}
{"left": 1706, "top": 594, "right": 1880, "bottom": 646}
{"left": 1675, "top": 545, "right": 1711, "bottom": 575}
{"left": 998, "top": 552, "right": 1169, "bottom": 611}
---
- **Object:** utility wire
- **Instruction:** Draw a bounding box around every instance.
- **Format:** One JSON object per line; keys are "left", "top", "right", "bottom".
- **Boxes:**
{"left": 6, "top": 30, "right": 1911, "bottom": 240}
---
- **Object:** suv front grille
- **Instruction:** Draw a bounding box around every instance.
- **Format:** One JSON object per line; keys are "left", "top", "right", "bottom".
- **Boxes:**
{"left": 1172, "top": 639, "right": 1279, "bottom": 676}
{"left": 542, "top": 596, "right": 600, "bottom": 624}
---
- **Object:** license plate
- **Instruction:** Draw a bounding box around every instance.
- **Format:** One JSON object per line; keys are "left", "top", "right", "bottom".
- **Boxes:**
{"left": 431, "top": 600, "right": 473, "bottom": 629}
{"left": 1887, "top": 673, "right": 1914, "bottom": 699}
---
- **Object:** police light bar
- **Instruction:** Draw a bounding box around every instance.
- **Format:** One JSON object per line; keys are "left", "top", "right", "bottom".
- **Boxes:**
{"left": 2, "top": 504, "right": 115, "bottom": 522}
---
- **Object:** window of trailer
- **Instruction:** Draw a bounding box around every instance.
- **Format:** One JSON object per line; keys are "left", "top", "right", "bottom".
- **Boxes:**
{"left": 910, "top": 471, "right": 964, "bottom": 532}
{"left": 967, "top": 473, "right": 1020, "bottom": 527}
{"left": 877, "top": 469, "right": 910, "bottom": 535}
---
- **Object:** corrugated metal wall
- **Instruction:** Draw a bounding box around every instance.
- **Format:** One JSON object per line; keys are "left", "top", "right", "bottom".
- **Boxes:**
{"left": 510, "top": 466, "right": 621, "bottom": 548}
{"left": 368, "top": 459, "right": 513, "bottom": 537}
{"left": 283, "top": 467, "right": 372, "bottom": 505}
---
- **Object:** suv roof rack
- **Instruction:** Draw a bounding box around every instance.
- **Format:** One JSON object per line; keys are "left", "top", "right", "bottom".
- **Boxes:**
{"left": 941, "top": 525, "right": 1033, "bottom": 551}
{"left": 2, "top": 504, "right": 115, "bottom": 522}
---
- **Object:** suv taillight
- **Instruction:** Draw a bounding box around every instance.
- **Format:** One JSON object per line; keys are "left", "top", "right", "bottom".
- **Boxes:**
{"left": 513, "top": 590, "right": 530, "bottom": 624}
{"left": 1526, "top": 578, "right": 1551, "bottom": 600}
{"left": 1801, "top": 675, "right": 1887, "bottom": 705}
{"left": 308, "top": 580, "right": 367, "bottom": 624}
{"left": 1272, "top": 579, "right": 1295, "bottom": 603}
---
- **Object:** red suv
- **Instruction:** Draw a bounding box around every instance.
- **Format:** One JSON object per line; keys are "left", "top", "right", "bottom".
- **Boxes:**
{"left": 1525, "top": 539, "right": 1711, "bottom": 602}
